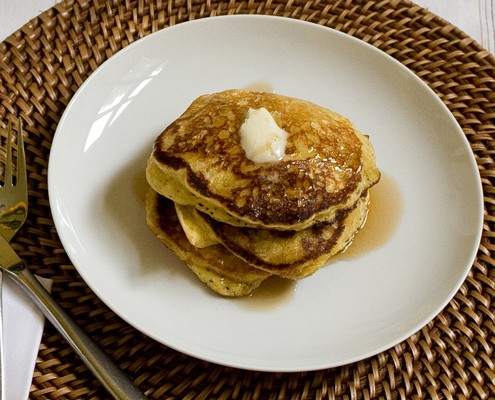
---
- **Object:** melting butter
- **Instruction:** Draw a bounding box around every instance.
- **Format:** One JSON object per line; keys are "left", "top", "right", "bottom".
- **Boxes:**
{"left": 239, "top": 107, "right": 288, "bottom": 163}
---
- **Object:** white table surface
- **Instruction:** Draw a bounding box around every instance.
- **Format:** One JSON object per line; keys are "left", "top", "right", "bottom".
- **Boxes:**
{"left": 0, "top": 0, "right": 494, "bottom": 54}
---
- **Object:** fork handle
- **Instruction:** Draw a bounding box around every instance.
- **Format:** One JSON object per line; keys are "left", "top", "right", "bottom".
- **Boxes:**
{"left": 7, "top": 263, "right": 148, "bottom": 400}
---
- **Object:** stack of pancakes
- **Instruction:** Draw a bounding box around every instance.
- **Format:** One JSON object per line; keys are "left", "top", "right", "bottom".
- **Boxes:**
{"left": 145, "top": 90, "right": 380, "bottom": 296}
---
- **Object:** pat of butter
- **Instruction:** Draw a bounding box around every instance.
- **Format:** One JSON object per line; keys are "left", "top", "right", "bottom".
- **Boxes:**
{"left": 239, "top": 107, "right": 288, "bottom": 163}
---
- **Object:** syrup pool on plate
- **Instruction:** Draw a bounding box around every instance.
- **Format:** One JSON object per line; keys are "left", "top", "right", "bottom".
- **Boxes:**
{"left": 243, "top": 81, "right": 275, "bottom": 92}
{"left": 340, "top": 173, "right": 403, "bottom": 259}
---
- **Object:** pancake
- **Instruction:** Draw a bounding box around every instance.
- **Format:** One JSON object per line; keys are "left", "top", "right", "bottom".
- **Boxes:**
{"left": 175, "top": 202, "right": 218, "bottom": 248}
{"left": 177, "top": 193, "right": 369, "bottom": 279}
{"left": 145, "top": 90, "right": 380, "bottom": 296}
{"left": 146, "top": 89, "right": 380, "bottom": 231}
{"left": 145, "top": 189, "right": 270, "bottom": 297}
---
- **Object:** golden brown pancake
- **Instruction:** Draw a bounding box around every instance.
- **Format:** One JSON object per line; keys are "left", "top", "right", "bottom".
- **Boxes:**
{"left": 145, "top": 189, "right": 271, "bottom": 297}
{"left": 145, "top": 90, "right": 380, "bottom": 296}
{"left": 175, "top": 202, "right": 218, "bottom": 248}
{"left": 146, "top": 89, "right": 380, "bottom": 231}
{"left": 197, "top": 193, "right": 369, "bottom": 279}
{"left": 148, "top": 188, "right": 367, "bottom": 283}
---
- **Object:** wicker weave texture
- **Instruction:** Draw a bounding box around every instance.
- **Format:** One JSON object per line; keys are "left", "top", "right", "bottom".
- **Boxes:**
{"left": 0, "top": 0, "right": 494, "bottom": 399}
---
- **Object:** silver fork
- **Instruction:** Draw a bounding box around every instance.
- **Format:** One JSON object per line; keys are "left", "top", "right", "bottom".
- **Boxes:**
{"left": 0, "top": 118, "right": 27, "bottom": 400}
{"left": 0, "top": 119, "right": 147, "bottom": 400}
{"left": 0, "top": 119, "right": 27, "bottom": 242}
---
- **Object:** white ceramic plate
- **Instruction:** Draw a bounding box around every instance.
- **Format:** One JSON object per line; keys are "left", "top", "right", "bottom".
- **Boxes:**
{"left": 48, "top": 15, "right": 483, "bottom": 372}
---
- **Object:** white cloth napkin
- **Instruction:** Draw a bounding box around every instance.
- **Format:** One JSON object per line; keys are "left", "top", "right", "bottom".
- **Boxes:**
{"left": 3, "top": 274, "right": 52, "bottom": 400}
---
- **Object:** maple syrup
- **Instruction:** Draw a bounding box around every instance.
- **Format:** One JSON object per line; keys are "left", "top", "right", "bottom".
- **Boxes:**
{"left": 243, "top": 80, "right": 275, "bottom": 93}
{"left": 338, "top": 173, "right": 403, "bottom": 259}
{"left": 240, "top": 276, "right": 296, "bottom": 310}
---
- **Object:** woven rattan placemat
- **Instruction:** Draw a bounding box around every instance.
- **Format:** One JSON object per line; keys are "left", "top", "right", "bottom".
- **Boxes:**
{"left": 1, "top": 0, "right": 494, "bottom": 399}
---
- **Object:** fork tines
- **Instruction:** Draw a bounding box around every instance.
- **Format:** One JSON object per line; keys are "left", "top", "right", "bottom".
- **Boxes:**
{"left": 2, "top": 118, "right": 25, "bottom": 188}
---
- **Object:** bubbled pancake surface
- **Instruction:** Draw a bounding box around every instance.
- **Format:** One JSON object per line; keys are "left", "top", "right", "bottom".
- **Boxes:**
{"left": 147, "top": 90, "right": 380, "bottom": 230}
